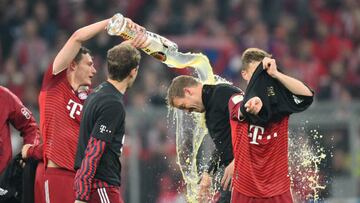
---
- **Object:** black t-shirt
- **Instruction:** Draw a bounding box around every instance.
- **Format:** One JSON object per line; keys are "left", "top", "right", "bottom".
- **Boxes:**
{"left": 74, "top": 81, "right": 125, "bottom": 186}
{"left": 202, "top": 84, "right": 242, "bottom": 171}
{"left": 241, "top": 63, "right": 314, "bottom": 126}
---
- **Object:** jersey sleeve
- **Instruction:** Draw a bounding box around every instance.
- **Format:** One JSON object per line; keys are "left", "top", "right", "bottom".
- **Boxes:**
{"left": 41, "top": 63, "right": 66, "bottom": 89}
{"left": 6, "top": 88, "right": 39, "bottom": 144}
{"left": 228, "top": 93, "right": 245, "bottom": 121}
{"left": 91, "top": 100, "right": 125, "bottom": 142}
{"left": 74, "top": 137, "right": 106, "bottom": 201}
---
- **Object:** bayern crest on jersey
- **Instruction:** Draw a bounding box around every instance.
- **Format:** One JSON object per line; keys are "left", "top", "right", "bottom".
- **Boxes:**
{"left": 78, "top": 91, "right": 88, "bottom": 100}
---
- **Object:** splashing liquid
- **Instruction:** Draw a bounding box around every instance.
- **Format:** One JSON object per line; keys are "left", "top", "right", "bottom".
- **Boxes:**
{"left": 289, "top": 129, "right": 327, "bottom": 202}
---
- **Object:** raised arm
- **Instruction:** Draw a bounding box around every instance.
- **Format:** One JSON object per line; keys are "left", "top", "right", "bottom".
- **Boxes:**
{"left": 262, "top": 57, "right": 313, "bottom": 96}
{"left": 53, "top": 19, "right": 110, "bottom": 75}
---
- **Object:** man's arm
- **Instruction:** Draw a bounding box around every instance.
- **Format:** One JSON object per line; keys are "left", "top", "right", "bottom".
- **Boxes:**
{"left": 262, "top": 57, "right": 313, "bottom": 96}
{"left": 6, "top": 88, "right": 39, "bottom": 144}
{"left": 53, "top": 17, "right": 149, "bottom": 75}
{"left": 53, "top": 19, "right": 110, "bottom": 75}
{"left": 74, "top": 137, "right": 107, "bottom": 202}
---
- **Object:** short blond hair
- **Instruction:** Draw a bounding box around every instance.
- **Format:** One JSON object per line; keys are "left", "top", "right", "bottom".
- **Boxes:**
{"left": 166, "top": 75, "right": 200, "bottom": 106}
{"left": 241, "top": 48, "right": 272, "bottom": 70}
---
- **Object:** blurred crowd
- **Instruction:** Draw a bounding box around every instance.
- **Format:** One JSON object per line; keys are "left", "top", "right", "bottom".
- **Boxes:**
{"left": 1, "top": 0, "right": 359, "bottom": 202}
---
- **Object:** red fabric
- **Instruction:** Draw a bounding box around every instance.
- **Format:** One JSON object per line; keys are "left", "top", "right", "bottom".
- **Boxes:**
{"left": 87, "top": 187, "right": 124, "bottom": 203}
{"left": 34, "top": 162, "right": 46, "bottom": 203}
{"left": 27, "top": 143, "right": 44, "bottom": 160}
{"left": 39, "top": 64, "right": 87, "bottom": 171}
{"left": 228, "top": 95, "right": 290, "bottom": 198}
{"left": 231, "top": 190, "right": 293, "bottom": 203}
{"left": 0, "top": 86, "right": 38, "bottom": 173}
{"left": 44, "top": 167, "right": 76, "bottom": 203}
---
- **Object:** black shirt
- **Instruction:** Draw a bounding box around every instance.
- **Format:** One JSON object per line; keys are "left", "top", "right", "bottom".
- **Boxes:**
{"left": 74, "top": 81, "right": 125, "bottom": 186}
{"left": 241, "top": 63, "right": 314, "bottom": 126}
{"left": 202, "top": 84, "right": 242, "bottom": 172}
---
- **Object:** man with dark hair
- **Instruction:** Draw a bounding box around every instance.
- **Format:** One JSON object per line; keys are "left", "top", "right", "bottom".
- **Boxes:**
{"left": 229, "top": 48, "right": 314, "bottom": 203}
{"left": 28, "top": 16, "right": 147, "bottom": 203}
{"left": 167, "top": 75, "right": 262, "bottom": 203}
{"left": 74, "top": 42, "right": 142, "bottom": 203}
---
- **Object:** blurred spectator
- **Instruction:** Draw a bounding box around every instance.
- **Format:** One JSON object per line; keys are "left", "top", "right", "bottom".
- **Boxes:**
{"left": 1, "top": 0, "right": 359, "bottom": 202}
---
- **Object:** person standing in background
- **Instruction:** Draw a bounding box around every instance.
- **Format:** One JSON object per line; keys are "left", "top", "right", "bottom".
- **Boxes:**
{"left": 0, "top": 86, "right": 39, "bottom": 175}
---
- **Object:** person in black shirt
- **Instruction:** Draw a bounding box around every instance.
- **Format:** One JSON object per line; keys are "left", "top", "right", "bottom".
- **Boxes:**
{"left": 166, "top": 75, "right": 262, "bottom": 203}
{"left": 74, "top": 41, "right": 146, "bottom": 203}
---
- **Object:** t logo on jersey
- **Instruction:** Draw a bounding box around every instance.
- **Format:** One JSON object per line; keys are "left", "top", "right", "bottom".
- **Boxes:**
{"left": 249, "top": 125, "right": 264, "bottom": 145}
{"left": 66, "top": 99, "right": 83, "bottom": 119}
{"left": 100, "top": 125, "right": 106, "bottom": 133}
{"left": 99, "top": 125, "right": 112, "bottom": 134}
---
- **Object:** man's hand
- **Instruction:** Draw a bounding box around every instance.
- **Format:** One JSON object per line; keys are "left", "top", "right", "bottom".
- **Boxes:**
{"left": 262, "top": 57, "right": 279, "bottom": 78}
{"left": 244, "top": 96, "right": 263, "bottom": 115}
{"left": 125, "top": 18, "right": 150, "bottom": 49}
{"left": 21, "top": 144, "right": 32, "bottom": 159}
{"left": 198, "top": 172, "right": 212, "bottom": 203}
{"left": 75, "top": 200, "right": 86, "bottom": 203}
{"left": 221, "top": 160, "right": 234, "bottom": 191}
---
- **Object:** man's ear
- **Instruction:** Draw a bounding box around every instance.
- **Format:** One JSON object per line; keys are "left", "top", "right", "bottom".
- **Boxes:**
{"left": 241, "top": 70, "right": 247, "bottom": 80}
{"left": 129, "top": 67, "right": 138, "bottom": 78}
{"left": 69, "top": 61, "right": 77, "bottom": 71}
{"left": 183, "top": 87, "right": 192, "bottom": 96}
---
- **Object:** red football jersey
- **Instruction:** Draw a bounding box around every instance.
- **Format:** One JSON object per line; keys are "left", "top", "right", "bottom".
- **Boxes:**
{"left": 0, "top": 86, "right": 38, "bottom": 173}
{"left": 39, "top": 64, "right": 88, "bottom": 171}
{"left": 228, "top": 94, "right": 290, "bottom": 198}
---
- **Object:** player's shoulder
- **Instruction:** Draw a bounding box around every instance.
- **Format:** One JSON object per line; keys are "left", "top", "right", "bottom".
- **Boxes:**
{"left": 228, "top": 93, "right": 244, "bottom": 109}
{"left": 215, "top": 83, "right": 242, "bottom": 94}
{"left": 0, "top": 86, "right": 9, "bottom": 94}
{"left": 0, "top": 86, "right": 18, "bottom": 100}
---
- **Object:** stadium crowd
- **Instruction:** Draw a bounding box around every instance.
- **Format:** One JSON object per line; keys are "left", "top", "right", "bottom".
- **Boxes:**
{"left": 0, "top": 0, "right": 358, "bottom": 202}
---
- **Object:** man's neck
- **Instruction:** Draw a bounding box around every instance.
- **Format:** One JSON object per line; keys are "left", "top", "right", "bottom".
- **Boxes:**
{"left": 67, "top": 71, "right": 81, "bottom": 91}
{"left": 107, "top": 79, "right": 128, "bottom": 94}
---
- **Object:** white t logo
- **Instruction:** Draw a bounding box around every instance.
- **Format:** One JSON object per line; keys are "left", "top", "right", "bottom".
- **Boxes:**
{"left": 249, "top": 125, "right": 264, "bottom": 145}
{"left": 100, "top": 125, "right": 106, "bottom": 133}
{"left": 66, "top": 99, "right": 83, "bottom": 119}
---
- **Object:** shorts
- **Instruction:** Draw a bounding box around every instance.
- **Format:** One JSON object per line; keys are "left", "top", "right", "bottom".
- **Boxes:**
{"left": 34, "top": 162, "right": 45, "bottom": 203}
{"left": 86, "top": 187, "right": 124, "bottom": 203}
{"left": 44, "top": 167, "right": 76, "bottom": 203}
{"left": 231, "top": 190, "right": 293, "bottom": 203}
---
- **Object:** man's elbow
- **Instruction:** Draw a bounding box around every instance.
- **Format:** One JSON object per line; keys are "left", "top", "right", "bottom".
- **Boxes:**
{"left": 70, "top": 30, "right": 83, "bottom": 43}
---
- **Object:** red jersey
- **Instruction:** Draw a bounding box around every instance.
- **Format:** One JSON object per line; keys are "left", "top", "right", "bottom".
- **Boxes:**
{"left": 0, "top": 86, "right": 39, "bottom": 173}
{"left": 39, "top": 64, "right": 88, "bottom": 171}
{"left": 228, "top": 94, "right": 290, "bottom": 198}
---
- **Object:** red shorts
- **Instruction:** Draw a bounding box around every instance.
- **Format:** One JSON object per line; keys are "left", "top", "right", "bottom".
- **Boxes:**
{"left": 44, "top": 167, "right": 76, "bottom": 203}
{"left": 34, "top": 162, "right": 45, "bottom": 203}
{"left": 86, "top": 187, "right": 124, "bottom": 203}
{"left": 231, "top": 190, "right": 293, "bottom": 203}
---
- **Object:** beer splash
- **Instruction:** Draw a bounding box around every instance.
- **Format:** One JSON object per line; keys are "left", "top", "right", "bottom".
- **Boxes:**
{"left": 289, "top": 128, "right": 327, "bottom": 202}
{"left": 166, "top": 53, "right": 217, "bottom": 202}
